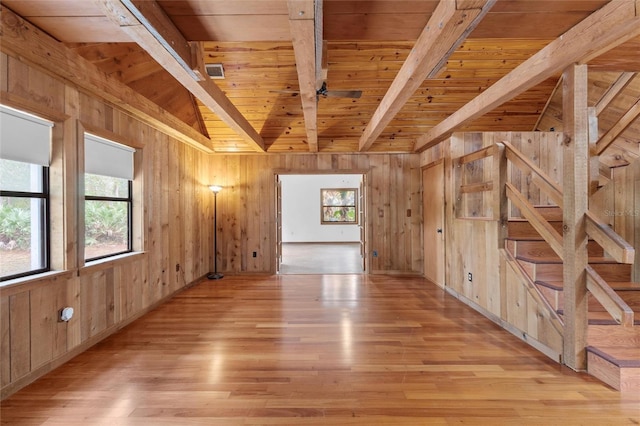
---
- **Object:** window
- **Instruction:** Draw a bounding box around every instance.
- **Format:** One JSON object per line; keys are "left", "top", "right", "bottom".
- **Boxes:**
{"left": 84, "top": 134, "right": 135, "bottom": 261}
{"left": 0, "top": 106, "right": 52, "bottom": 281}
{"left": 320, "top": 188, "right": 358, "bottom": 224}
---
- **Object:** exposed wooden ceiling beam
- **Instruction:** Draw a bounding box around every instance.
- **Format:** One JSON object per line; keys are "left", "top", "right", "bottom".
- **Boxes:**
{"left": 415, "top": 0, "right": 640, "bottom": 152}
{"left": 595, "top": 96, "right": 640, "bottom": 155}
{"left": 0, "top": 4, "right": 214, "bottom": 153}
{"left": 594, "top": 72, "right": 637, "bottom": 116}
{"left": 358, "top": 0, "right": 496, "bottom": 152}
{"left": 288, "top": 0, "right": 318, "bottom": 152}
{"left": 98, "top": 0, "right": 265, "bottom": 152}
{"left": 314, "top": 1, "right": 325, "bottom": 91}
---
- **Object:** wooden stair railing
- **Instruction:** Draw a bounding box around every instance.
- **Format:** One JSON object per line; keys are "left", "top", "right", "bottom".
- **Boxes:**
{"left": 585, "top": 211, "right": 635, "bottom": 265}
{"left": 505, "top": 182, "right": 563, "bottom": 259}
{"left": 501, "top": 141, "right": 635, "bottom": 327}
{"left": 586, "top": 266, "right": 635, "bottom": 327}
{"left": 502, "top": 141, "right": 635, "bottom": 327}
{"left": 502, "top": 141, "right": 563, "bottom": 207}
{"left": 454, "top": 140, "right": 636, "bottom": 328}
{"left": 502, "top": 141, "right": 634, "bottom": 264}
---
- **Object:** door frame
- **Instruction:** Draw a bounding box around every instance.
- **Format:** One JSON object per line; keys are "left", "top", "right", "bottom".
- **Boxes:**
{"left": 422, "top": 159, "right": 446, "bottom": 288}
{"left": 273, "top": 169, "right": 370, "bottom": 274}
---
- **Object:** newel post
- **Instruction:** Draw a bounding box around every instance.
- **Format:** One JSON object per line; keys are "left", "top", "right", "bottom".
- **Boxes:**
{"left": 562, "top": 64, "right": 589, "bottom": 371}
{"left": 493, "top": 142, "right": 507, "bottom": 248}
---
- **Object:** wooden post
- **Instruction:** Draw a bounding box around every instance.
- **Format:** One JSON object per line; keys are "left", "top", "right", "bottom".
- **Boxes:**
{"left": 562, "top": 64, "right": 589, "bottom": 371}
{"left": 587, "top": 107, "right": 599, "bottom": 196}
{"left": 453, "top": 158, "right": 463, "bottom": 219}
{"left": 493, "top": 143, "right": 507, "bottom": 248}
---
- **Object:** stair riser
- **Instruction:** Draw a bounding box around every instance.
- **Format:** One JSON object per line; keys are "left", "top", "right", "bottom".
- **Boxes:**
{"left": 584, "top": 295, "right": 634, "bottom": 312}
{"left": 510, "top": 240, "right": 604, "bottom": 258}
{"left": 521, "top": 261, "right": 631, "bottom": 282}
{"left": 587, "top": 326, "right": 640, "bottom": 393}
{"left": 587, "top": 352, "right": 640, "bottom": 393}
{"left": 535, "top": 288, "right": 625, "bottom": 312}
{"left": 618, "top": 291, "right": 640, "bottom": 310}
{"left": 512, "top": 206, "right": 563, "bottom": 221}
{"left": 591, "top": 264, "right": 632, "bottom": 282}
{"left": 508, "top": 221, "right": 563, "bottom": 239}
{"left": 537, "top": 285, "right": 561, "bottom": 311}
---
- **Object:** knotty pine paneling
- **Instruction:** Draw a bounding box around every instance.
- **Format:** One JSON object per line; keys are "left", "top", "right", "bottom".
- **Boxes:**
{"left": 426, "top": 132, "right": 563, "bottom": 218}
{"left": 0, "top": 54, "right": 212, "bottom": 398}
{"left": 0, "top": 50, "right": 424, "bottom": 398}
{"left": 591, "top": 160, "right": 640, "bottom": 281}
{"left": 207, "top": 153, "right": 422, "bottom": 275}
{"left": 0, "top": 297, "right": 9, "bottom": 388}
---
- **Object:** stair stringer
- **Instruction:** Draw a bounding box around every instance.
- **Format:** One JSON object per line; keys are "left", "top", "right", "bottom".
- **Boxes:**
{"left": 500, "top": 248, "right": 564, "bottom": 362}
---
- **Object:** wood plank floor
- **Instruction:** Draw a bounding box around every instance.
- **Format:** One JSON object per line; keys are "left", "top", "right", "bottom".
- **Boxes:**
{"left": 279, "top": 243, "right": 363, "bottom": 274}
{"left": 2, "top": 275, "right": 639, "bottom": 425}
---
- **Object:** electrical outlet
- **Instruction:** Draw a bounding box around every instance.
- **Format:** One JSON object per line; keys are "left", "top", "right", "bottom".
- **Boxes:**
{"left": 373, "top": 250, "right": 378, "bottom": 257}
{"left": 252, "top": 251, "right": 257, "bottom": 258}
{"left": 468, "top": 272, "right": 472, "bottom": 282}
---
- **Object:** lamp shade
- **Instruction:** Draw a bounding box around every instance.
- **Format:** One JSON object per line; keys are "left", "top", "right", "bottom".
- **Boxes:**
{"left": 209, "top": 185, "right": 222, "bottom": 193}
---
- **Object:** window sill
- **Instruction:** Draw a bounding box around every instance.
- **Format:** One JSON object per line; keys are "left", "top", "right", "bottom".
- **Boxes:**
{"left": 0, "top": 252, "right": 146, "bottom": 295}
{"left": 79, "top": 251, "right": 146, "bottom": 276}
{"left": 0, "top": 270, "right": 74, "bottom": 295}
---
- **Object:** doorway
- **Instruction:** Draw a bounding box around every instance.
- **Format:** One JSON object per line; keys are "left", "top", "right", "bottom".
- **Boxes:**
{"left": 275, "top": 173, "right": 367, "bottom": 274}
{"left": 423, "top": 161, "right": 445, "bottom": 287}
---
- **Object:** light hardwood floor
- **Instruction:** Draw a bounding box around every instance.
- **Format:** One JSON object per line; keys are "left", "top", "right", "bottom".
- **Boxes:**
{"left": 279, "top": 243, "right": 363, "bottom": 274}
{"left": 2, "top": 275, "right": 639, "bottom": 425}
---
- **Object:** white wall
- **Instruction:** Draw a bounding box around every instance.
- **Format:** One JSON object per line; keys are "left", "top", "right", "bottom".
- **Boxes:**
{"left": 281, "top": 174, "right": 362, "bottom": 242}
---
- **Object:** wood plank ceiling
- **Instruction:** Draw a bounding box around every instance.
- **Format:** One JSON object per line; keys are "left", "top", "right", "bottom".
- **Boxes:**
{"left": 2, "top": 0, "right": 639, "bottom": 154}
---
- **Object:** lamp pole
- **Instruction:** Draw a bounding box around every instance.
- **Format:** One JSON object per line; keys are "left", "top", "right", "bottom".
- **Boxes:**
{"left": 208, "top": 185, "right": 223, "bottom": 280}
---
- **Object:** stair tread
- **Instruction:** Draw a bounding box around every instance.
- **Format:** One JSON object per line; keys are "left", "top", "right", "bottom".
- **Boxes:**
{"left": 508, "top": 218, "right": 563, "bottom": 222}
{"left": 505, "top": 237, "right": 600, "bottom": 245}
{"left": 506, "top": 236, "right": 548, "bottom": 242}
{"left": 557, "top": 310, "right": 640, "bottom": 325}
{"left": 536, "top": 281, "right": 640, "bottom": 291}
{"left": 586, "top": 346, "right": 640, "bottom": 367}
{"left": 609, "top": 282, "right": 640, "bottom": 290}
{"left": 516, "top": 254, "right": 623, "bottom": 264}
{"left": 588, "top": 326, "right": 640, "bottom": 368}
{"left": 589, "top": 324, "right": 640, "bottom": 338}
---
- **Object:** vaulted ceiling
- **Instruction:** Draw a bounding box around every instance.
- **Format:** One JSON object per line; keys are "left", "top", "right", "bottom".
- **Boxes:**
{"left": 2, "top": 0, "right": 639, "bottom": 154}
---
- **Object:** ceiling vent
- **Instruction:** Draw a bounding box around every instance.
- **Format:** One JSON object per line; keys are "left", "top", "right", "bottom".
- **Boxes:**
{"left": 205, "top": 63, "right": 225, "bottom": 79}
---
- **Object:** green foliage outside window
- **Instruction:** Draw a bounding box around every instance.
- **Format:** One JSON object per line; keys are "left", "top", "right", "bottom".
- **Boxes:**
{"left": 0, "top": 158, "right": 48, "bottom": 279}
{"left": 0, "top": 199, "right": 31, "bottom": 250}
{"left": 321, "top": 189, "right": 358, "bottom": 224}
{"left": 84, "top": 173, "right": 131, "bottom": 260}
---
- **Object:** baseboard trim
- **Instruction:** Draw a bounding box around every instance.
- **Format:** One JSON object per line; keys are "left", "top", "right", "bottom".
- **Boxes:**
{"left": 445, "top": 287, "right": 562, "bottom": 363}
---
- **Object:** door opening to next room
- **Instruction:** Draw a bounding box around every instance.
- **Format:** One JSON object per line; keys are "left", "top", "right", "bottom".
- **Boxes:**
{"left": 276, "top": 174, "right": 365, "bottom": 274}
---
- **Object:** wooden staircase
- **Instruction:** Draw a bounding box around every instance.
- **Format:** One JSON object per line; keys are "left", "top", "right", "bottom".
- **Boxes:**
{"left": 506, "top": 206, "right": 640, "bottom": 392}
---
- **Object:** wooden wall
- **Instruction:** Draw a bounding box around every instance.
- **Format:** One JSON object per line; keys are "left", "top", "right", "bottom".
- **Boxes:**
{"left": 421, "top": 132, "right": 564, "bottom": 358}
{"left": 0, "top": 52, "right": 213, "bottom": 398}
{"left": 591, "top": 160, "right": 640, "bottom": 281}
{"left": 0, "top": 47, "right": 424, "bottom": 397}
{"left": 208, "top": 153, "right": 423, "bottom": 274}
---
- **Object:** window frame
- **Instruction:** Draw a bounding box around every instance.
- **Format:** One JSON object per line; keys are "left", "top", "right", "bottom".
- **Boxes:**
{"left": 84, "top": 178, "right": 133, "bottom": 262}
{"left": 0, "top": 165, "right": 50, "bottom": 281}
{"left": 320, "top": 188, "right": 359, "bottom": 225}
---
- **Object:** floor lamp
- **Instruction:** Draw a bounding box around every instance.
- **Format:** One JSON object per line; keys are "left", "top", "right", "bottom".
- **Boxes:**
{"left": 207, "top": 185, "right": 224, "bottom": 280}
